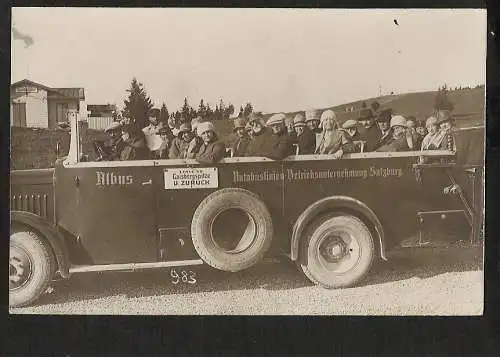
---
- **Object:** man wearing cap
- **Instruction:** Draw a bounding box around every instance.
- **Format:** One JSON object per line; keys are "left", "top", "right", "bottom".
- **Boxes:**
{"left": 357, "top": 108, "right": 381, "bottom": 152}
{"left": 292, "top": 113, "right": 315, "bottom": 155}
{"left": 187, "top": 121, "right": 226, "bottom": 164}
{"left": 95, "top": 121, "right": 125, "bottom": 161}
{"left": 119, "top": 124, "right": 149, "bottom": 161}
{"left": 372, "top": 109, "right": 393, "bottom": 151}
{"left": 169, "top": 123, "right": 195, "bottom": 159}
{"left": 375, "top": 115, "right": 410, "bottom": 152}
{"left": 230, "top": 117, "right": 251, "bottom": 157}
{"left": 341, "top": 119, "right": 362, "bottom": 153}
{"left": 142, "top": 108, "right": 164, "bottom": 157}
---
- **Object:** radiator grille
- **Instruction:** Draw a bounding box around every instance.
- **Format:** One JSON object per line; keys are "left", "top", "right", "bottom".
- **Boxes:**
{"left": 11, "top": 194, "right": 48, "bottom": 218}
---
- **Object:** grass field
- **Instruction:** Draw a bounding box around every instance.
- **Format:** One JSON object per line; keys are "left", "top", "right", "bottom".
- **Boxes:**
{"left": 11, "top": 86, "right": 485, "bottom": 170}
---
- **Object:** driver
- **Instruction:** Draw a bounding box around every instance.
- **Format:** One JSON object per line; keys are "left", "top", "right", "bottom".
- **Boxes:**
{"left": 95, "top": 121, "right": 124, "bottom": 161}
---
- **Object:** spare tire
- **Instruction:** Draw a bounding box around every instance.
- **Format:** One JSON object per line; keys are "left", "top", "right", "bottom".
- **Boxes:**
{"left": 191, "top": 188, "right": 273, "bottom": 272}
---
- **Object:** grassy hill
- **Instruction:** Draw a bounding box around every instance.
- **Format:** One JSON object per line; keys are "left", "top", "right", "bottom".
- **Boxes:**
{"left": 11, "top": 86, "right": 485, "bottom": 170}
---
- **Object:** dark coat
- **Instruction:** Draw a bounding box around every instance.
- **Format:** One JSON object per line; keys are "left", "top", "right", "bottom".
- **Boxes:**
{"left": 119, "top": 136, "right": 149, "bottom": 161}
{"left": 169, "top": 137, "right": 191, "bottom": 159}
{"left": 246, "top": 128, "right": 294, "bottom": 160}
{"left": 231, "top": 135, "right": 251, "bottom": 157}
{"left": 358, "top": 124, "right": 382, "bottom": 152}
{"left": 372, "top": 129, "right": 392, "bottom": 151}
{"left": 189, "top": 139, "right": 226, "bottom": 164}
{"left": 375, "top": 135, "right": 410, "bottom": 152}
{"left": 295, "top": 127, "right": 316, "bottom": 155}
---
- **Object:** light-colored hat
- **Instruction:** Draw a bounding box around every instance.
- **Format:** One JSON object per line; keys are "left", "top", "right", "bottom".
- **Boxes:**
{"left": 426, "top": 116, "right": 438, "bottom": 127}
{"left": 293, "top": 113, "right": 306, "bottom": 127}
{"left": 266, "top": 113, "right": 286, "bottom": 127}
{"left": 342, "top": 119, "right": 358, "bottom": 129}
{"left": 320, "top": 109, "right": 336, "bottom": 122}
{"left": 233, "top": 117, "right": 246, "bottom": 131}
{"left": 105, "top": 121, "right": 122, "bottom": 133}
{"left": 390, "top": 115, "right": 407, "bottom": 128}
{"left": 305, "top": 109, "right": 321, "bottom": 122}
{"left": 178, "top": 123, "right": 192, "bottom": 135}
{"left": 196, "top": 121, "right": 216, "bottom": 137}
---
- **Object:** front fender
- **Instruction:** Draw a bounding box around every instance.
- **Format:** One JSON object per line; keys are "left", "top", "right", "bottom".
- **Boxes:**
{"left": 290, "top": 196, "right": 387, "bottom": 262}
{"left": 10, "top": 210, "right": 70, "bottom": 278}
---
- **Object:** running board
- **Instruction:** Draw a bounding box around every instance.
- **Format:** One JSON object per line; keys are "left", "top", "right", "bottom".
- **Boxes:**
{"left": 69, "top": 259, "right": 204, "bottom": 273}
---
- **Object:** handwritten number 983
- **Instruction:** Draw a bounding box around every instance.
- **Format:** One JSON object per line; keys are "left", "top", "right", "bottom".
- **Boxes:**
{"left": 170, "top": 269, "right": 197, "bottom": 284}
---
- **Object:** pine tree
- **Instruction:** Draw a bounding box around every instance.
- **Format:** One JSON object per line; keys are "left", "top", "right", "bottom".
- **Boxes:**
{"left": 225, "top": 103, "right": 235, "bottom": 119}
{"left": 198, "top": 99, "right": 207, "bottom": 119}
{"left": 434, "top": 84, "right": 455, "bottom": 112}
{"left": 181, "top": 97, "right": 194, "bottom": 122}
{"left": 160, "top": 102, "right": 169, "bottom": 125}
{"left": 122, "top": 78, "right": 154, "bottom": 129}
{"left": 238, "top": 106, "right": 244, "bottom": 117}
{"left": 206, "top": 103, "right": 214, "bottom": 120}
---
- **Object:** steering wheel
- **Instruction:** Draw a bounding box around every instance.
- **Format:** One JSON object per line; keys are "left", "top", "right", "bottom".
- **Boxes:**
{"left": 93, "top": 140, "right": 109, "bottom": 161}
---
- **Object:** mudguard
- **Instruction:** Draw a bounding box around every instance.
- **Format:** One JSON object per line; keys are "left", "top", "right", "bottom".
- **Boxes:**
{"left": 10, "top": 210, "right": 70, "bottom": 278}
{"left": 290, "top": 196, "right": 387, "bottom": 261}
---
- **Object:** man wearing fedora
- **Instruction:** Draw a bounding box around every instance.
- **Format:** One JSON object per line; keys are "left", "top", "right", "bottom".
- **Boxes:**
{"left": 372, "top": 109, "right": 393, "bottom": 151}
{"left": 357, "top": 108, "right": 381, "bottom": 152}
{"left": 434, "top": 110, "right": 456, "bottom": 151}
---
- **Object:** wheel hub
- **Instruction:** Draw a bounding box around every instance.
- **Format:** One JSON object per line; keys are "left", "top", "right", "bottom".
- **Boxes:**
{"left": 9, "top": 246, "right": 32, "bottom": 290}
{"left": 320, "top": 236, "right": 347, "bottom": 263}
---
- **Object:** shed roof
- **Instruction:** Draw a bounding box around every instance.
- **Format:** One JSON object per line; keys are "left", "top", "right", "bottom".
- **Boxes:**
{"left": 11, "top": 79, "right": 85, "bottom": 100}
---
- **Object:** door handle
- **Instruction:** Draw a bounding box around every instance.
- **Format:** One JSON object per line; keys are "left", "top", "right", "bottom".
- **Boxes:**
{"left": 141, "top": 179, "right": 152, "bottom": 185}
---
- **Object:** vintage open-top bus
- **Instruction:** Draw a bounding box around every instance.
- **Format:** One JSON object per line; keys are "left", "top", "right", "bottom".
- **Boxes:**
{"left": 10, "top": 110, "right": 484, "bottom": 307}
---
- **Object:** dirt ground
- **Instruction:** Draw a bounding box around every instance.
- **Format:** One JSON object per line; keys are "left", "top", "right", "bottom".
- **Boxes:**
{"left": 10, "top": 246, "right": 483, "bottom": 316}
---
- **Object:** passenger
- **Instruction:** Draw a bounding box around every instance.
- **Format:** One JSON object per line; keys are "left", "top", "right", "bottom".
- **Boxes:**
{"left": 305, "top": 109, "right": 322, "bottom": 149}
{"left": 413, "top": 120, "right": 427, "bottom": 150}
{"left": 375, "top": 115, "right": 410, "bottom": 152}
{"left": 187, "top": 122, "right": 226, "bottom": 164}
{"left": 155, "top": 126, "right": 174, "bottom": 159}
{"left": 356, "top": 108, "right": 381, "bottom": 152}
{"left": 292, "top": 113, "right": 316, "bottom": 155}
{"left": 231, "top": 117, "right": 251, "bottom": 157}
{"left": 341, "top": 119, "right": 361, "bottom": 153}
{"left": 142, "top": 108, "right": 164, "bottom": 157}
{"left": 167, "top": 116, "right": 180, "bottom": 137}
{"left": 191, "top": 116, "right": 204, "bottom": 136}
{"left": 434, "top": 110, "right": 456, "bottom": 151}
{"left": 405, "top": 116, "right": 419, "bottom": 150}
{"left": 315, "top": 110, "right": 344, "bottom": 159}
{"left": 284, "top": 115, "right": 295, "bottom": 136}
{"left": 119, "top": 124, "right": 149, "bottom": 161}
{"left": 372, "top": 109, "right": 393, "bottom": 151}
{"left": 169, "top": 123, "right": 194, "bottom": 159}
{"left": 96, "top": 121, "right": 124, "bottom": 161}
{"left": 245, "top": 112, "right": 272, "bottom": 157}
{"left": 421, "top": 116, "right": 440, "bottom": 150}
{"left": 245, "top": 112, "right": 294, "bottom": 160}
{"left": 245, "top": 120, "right": 254, "bottom": 140}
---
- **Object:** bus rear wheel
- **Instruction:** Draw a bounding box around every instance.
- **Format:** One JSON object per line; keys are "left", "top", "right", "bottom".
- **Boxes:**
{"left": 300, "top": 213, "right": 374, "bottom": 288}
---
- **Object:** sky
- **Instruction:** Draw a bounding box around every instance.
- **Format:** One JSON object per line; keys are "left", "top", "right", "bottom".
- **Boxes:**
{"left": 11, "top": 8, "right": 486, "bottom": 114}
